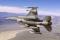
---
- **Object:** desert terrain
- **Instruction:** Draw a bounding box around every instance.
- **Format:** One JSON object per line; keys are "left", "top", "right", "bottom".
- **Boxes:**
{"left": 0, "top": 17, "right": 60, "bottom": 40}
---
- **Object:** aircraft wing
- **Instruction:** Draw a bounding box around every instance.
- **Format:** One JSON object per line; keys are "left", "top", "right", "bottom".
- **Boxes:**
{"left": 6, "top": 16, "right": 25, "bottom": 23}
{"left": 6, "top": 16, "right": 19, "bottom": 20}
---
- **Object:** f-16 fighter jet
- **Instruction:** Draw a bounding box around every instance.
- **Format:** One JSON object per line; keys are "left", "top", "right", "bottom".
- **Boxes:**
{"left": 6, "top": 7, "right": 52, "bottom": 34}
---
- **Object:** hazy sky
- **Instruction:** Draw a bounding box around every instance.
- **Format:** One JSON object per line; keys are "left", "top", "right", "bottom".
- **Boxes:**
{"left": 0, "top": 0, "right": 60, "bottom": 16}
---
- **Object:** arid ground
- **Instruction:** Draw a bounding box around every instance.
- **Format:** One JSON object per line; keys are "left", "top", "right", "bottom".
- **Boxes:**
{"left": 0, "top": 17, "right": 60, "bottom": 40}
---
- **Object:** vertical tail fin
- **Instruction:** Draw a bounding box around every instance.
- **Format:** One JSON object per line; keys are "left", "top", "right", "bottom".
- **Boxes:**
{"left": 27, "top": 7, "right": 38, "bottom": 16}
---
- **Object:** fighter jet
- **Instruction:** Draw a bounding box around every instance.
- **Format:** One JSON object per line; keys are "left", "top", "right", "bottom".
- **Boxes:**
{"left": 6, "top": 7, "right": 52, "bottom": 34}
